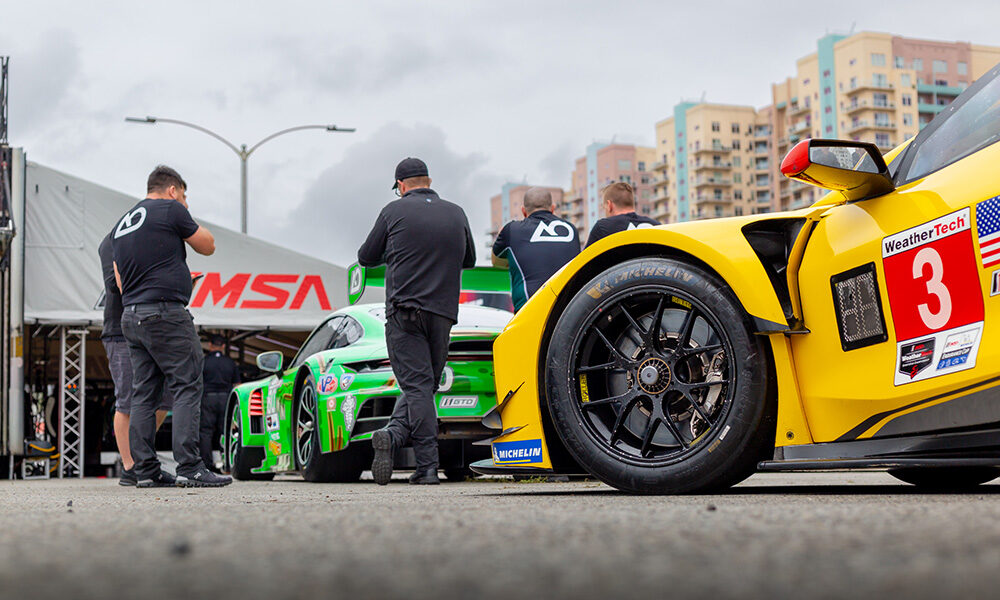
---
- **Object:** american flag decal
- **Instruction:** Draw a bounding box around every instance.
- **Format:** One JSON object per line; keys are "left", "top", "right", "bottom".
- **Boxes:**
{"left": 976, "top": 195, "right": 1000, "bottom": 267}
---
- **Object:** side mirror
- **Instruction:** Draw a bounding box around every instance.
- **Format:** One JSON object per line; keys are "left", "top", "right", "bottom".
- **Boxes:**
{"left": 780, "top": 138, "right": 894, "bottom": 202}
{"left": 256, "top": 351, "right": 283, "bottom": 373}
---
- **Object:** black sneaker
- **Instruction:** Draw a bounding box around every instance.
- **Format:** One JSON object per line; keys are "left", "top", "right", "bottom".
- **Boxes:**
{"left": 175, "top": 468, "right": 232, "bottom": 487}
{"left": 136, "top": 470, "right": 177, "bottom": 488}
{"left": 119, "top": 468, "right": 137, "bottom": 487}
{"left": 408, "top": 469, "right": 440, "bottom": 485}
{"left": 371, "top": 429, "right": 394, "bottom": 486}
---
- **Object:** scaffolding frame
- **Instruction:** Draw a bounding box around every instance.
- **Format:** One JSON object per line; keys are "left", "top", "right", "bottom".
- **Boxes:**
{"left": 58, "top": 328, "right": 86, "bottom": 478}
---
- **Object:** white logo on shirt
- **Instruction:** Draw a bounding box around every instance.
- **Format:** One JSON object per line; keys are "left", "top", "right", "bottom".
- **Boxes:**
{"left": 114, "top": 207, "right": 147, "bottom": 239}
{"left": 529, "top": 219, "right": 575, "bottom": 243}
{"left": 627, "top": 222, "right": 654, "bottom": 231}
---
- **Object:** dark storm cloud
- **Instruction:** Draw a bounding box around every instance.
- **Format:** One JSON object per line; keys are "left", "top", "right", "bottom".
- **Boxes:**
{"left": 274, "top": 122, "right": 501, "bottom": 266}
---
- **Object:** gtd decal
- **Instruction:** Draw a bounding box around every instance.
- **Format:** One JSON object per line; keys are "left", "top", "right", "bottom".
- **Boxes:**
{"left": 529, "top": 220, "right": 575, "bottom": 242}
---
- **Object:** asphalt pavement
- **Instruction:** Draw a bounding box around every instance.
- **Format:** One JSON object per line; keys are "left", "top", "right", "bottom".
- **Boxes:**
{"left": 2, "top": 471, "right": 1000, "bottom": 600}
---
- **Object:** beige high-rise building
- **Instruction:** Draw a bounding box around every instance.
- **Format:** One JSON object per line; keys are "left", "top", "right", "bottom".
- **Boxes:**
{"left": 565, "top": 143, "right": 657, "bottom": 235}
{"left": 651, "top": 31, "right": 1000, "bottom": 222}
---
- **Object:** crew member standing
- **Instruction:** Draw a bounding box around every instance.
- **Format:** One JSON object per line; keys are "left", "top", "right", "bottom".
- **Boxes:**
{"left": 99, "top": 232, "right": 174, "bottom": 486}
{"left": 491, "top": 187, "right": 580, "bottom": 311}
{"left": 358, "top": 157, "right": 476, "bottom": 486}
{"left": 199, "top": 334, "right": 240, "bottom": 472}
{"left": 585, "top": 182, "right": 660, "bottom": 247}
{"left": 111, "top": 165, "right": 231, "bottom": 488}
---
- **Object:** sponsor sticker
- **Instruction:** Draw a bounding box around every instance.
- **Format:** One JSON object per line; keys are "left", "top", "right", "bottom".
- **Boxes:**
{"left": 265, "top": 414, "right": 280, "bottom": 431}
{"left": 268, "top": 440, "right": 281, "bottom": 455}
{"left": 882, "top": 208, "right": 985, "bottom": 386}
{"left": 579, "top": 374, "right": 590, "bottom": 403}
{"left": 326, "top": 397, "right": 336, "bottom": 412}
{"left": 342, "top": 394, "right": 357, "bottom": 431}
{"left": 318, "top": 375, "right": 338, "bottom": 394}
{"left": 493, "top": 439, "right": 544, "bottom": 465}
{"left": 439, "top": 396, "right": 478, "bottom": 409}
{"left": 340, "top": 374, "right": 355, "bottom": 390}
{"left": 992, "top": 269, "right": 1000, "bottom": 297}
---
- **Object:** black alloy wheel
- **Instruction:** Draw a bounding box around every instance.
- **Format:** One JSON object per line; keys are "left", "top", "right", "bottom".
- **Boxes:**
{"left": 546, "top": 258, "right": 774, "bottom": 494}
{"left": 295, "top": 375, "right": 364, "bottom": 483}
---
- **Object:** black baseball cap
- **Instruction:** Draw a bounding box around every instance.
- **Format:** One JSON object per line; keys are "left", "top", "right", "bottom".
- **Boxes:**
{"left": 392, "top": 157, "right": 429, "bottom": 190}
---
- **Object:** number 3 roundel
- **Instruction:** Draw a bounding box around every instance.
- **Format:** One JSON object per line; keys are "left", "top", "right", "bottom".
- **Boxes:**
{"left": 882, "top": 207, "right": 984, "bottom": 342}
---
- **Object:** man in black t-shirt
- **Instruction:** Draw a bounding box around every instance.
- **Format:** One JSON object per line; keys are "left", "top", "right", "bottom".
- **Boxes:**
{"left": 359, "top": 157, "right": 476, "bottom": 486}
{"left": 99, "top": 232, "right": 173, "bottom": 486}
{"left": 491, "top": 187, "right": 580, "bottom": 310}
{"left": 111, "top": 165, "right": 231, "bottom": 488}
{"left": 585, "top": 182, "right": 660, "bottom": 247}
{"left": 199, "top": 334, "right": 240, "bottom": 472}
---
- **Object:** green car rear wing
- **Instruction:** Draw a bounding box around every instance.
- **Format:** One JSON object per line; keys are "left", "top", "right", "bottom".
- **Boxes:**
{"left": 347, "top": 263, "right": 511, "bottom": 305}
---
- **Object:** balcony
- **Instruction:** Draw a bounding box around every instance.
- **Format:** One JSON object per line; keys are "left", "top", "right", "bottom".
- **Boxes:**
{"left": 843, "top": 100, "right": 897, "bottom": 115}
{"left": 776, "top": 137, "right": 789, "bottom": 147}
{"left": 754, "top": 162, "right": 770, "bottom": 172}
{"left": 790, "top": 121, "right": 811, "bottom": 135}
{"left": 918, "top": 102, "right": 949, "bottom": 114}
{"left": 788, "top": 104, "right": 810, "bottom": 117}
{"left": 693, "top": 177, "right": 732, "bottom": 187}
{"left": 691, "top": 161, "right": 732, "bottom": 171}
{"left": 846, "top": 120, "right": 896, "bottom": 134}
{"left": 916, "top": 82, "right": 964, "bottom": 96}
{"left": 692, "top": 144, "right": 732, "bottom": 154}
{"left": 652, "top": 160, "right": 669, "bottom": 172}
{"left": 692, "top": 195, "right": 734, "bottom": 205}
{"left": 845, "top": 81, "right": 895, "bottom": 95}
{"left": 754, "top": 128, "right": 772, "bottom": 138}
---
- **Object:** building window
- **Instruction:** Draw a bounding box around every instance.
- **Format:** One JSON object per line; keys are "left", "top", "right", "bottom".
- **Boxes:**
{"left": 876, "top": 133, "right": 890, "bottom": 147}
{"left": 874, "top": 112, "right": 890, "bottom": 127}
{"left": 735, "top": 206, "right": 743, "bottom": 216}
{"left": 803, "top": 78, "right": 810, "bottom": 85}
{"left": 731, "top": 122, "right": 740, "bottom": 133}
{"left": 734, "top": 190, "right": 743, "bottom": 200}
{"left": 825, "top": 106, "right": 832, "bottom": 113}
{"left": 901, "top": 74, "right": 911, "bottom": 87}
{"left": 734, "top": 173, "right": 742, "bottom": 183}
{"left": 903, "top": 114, "right": 913, "bottom": 126}
{"left": 935, "top": 79, "right": 948, "bottom": 87}
{"left": 824, "top": 86, "right": 831, "bottom": 95}
{"left": 733, "top": 156, "right": 741, "bottom": 168}
{"left": 894, "top": 56, "right": 906, "bottom": 68}
{"left": 871, "top": 53, "right": 886, "bottom": 66}
{"left": 732, "top": 140, "right": 740, "bottom": 150}
{"left": 874, "top": 93, "right": 888, "bottom": 107}
{"left": 638, "top": 161, "right": 646, "bottom": 172}
{"left": 711, "top": 121, "right": 720, "bottom": 132}
{"left": 873, "top": 73, "right": 888, "bottom": 87}
{"left": 933, "top": 60, "right": 948, "bottom": 73}
{"left": 902, "top": 94, "right": 912, "bottom": 106}
{"left": 849, "top": 58, "right": 856, "bottom": 66}
{"left": 825, "top": 125, "right": 833, "bottom": 134}
{"left": 958, "top": 61, "right": 968, "bottom": 75}
{"left": 823, "top": 69, "right": 831, "bottom": 77}
{"left": 849, "top": 76, "right": 857, "bottom": 89}
{"left": 912, "top": 58, "right": 923, "bottom": 71}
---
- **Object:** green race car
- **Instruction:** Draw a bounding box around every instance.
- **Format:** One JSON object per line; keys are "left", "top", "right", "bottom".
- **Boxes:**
{"left": 223, "top": 266, "right": 512, "bottom": 482}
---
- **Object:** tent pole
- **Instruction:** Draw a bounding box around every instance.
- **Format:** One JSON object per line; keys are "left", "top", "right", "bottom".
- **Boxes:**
{"left": 7, "top": 147, "right": 24, "bottom": 456}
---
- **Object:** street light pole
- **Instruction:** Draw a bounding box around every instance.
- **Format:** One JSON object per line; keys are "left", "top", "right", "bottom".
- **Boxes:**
{"left": 125, "top": 116, "right": 355, "bottom": 234}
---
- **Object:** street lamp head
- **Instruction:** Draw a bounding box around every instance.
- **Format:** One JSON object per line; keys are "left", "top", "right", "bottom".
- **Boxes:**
{"left": 326, "top": 125, "right": 356, "bottom": 132}
{"left": 125, "top": 116, "right": 157, "bottom": 124}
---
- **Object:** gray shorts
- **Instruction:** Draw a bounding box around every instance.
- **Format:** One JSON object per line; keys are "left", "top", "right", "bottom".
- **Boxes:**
{"left": 103, "top": 337, "right": 173, "bottom": 415}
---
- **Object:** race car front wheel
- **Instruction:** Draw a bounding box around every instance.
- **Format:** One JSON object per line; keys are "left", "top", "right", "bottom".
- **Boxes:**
{"left": 546, "top": 257, "right": 773, "bottom": 494}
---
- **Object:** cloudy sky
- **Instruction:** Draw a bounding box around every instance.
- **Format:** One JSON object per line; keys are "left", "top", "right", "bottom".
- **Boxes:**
{"left": 4, "top": 0, "right": 999, "bottom": 265}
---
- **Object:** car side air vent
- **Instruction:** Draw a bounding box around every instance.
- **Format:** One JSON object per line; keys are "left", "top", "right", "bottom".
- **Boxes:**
{"left": 830, "top": 262, "right": 888, "bottom": 351}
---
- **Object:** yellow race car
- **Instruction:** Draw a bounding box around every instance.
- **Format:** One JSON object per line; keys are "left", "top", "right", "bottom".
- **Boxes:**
{"left": 472, "top": 62, "right": 1000, "bottom": 493}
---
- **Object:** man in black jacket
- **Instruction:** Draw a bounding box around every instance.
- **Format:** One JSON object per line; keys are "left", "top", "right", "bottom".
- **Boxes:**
{"left": 585, "top": 182, "right": 660, "bottom": 247}
{"left": 358, "top": 157, "right": 476, "bottom": 485}
{"left": 491, "top": 187, "right": 579, "bottom": 310}
{"left": 199, "top": 334, "right": 240, "bottom": 472}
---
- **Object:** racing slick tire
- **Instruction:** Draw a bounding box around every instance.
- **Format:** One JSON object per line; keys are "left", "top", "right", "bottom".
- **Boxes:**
{"left": 888, "top": 467, "right": 1000, "bottom": 489}
{"left": 295, "top": 375, "right": 364, "bottom": 483}
{"left": 225, "top": 399, "right": 274, "bottom": 481}
{"left": 546, "top": 257, "right": 774, "bottom": 495}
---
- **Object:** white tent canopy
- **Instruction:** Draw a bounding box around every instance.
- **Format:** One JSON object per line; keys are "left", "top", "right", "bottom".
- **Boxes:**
{"left": 24, "top": 162, "right": 372, "bottom": 331}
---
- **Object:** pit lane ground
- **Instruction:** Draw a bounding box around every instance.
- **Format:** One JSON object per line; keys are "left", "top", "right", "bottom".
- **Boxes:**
{"left": 2, "top": 472, "right": 999, "bottom": 600}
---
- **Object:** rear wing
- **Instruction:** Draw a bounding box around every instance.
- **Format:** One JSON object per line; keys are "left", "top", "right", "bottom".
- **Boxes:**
{"left": 347, "top": 263, "right": 510, "bottom": 305}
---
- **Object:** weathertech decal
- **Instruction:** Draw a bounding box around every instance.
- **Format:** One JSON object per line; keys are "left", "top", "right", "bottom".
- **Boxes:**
{"left": 882, "top": 208, "right": 985, "bottom": 386}
{"left": 493, "top": 439, "right": 543, "bottom": 464}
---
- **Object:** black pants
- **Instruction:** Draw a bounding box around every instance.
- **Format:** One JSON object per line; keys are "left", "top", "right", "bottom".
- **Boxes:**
{"left": 121, "top": 302, "right": 205, "bottom": 479}
{"left": 200, "top": 391, "right": 229, "bottom": 471}
{"left": 384, "top": 307, "right": 453, "bottom": 471}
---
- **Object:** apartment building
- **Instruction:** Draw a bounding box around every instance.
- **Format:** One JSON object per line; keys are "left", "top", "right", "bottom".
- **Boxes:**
{"left": 488, "top": 183, "right": 565, "bottom": 241}
{"left": 770, "top": 31, "right": 1000, "bottom": 210}
{"left": 653, "top": 103, "right": 775, "bottom": 222}
{"left": 563, "top": 142, "right": 657, "bottom": 235}
{"left": 653, "top": 31, "right": 1000, "bottom": 221}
